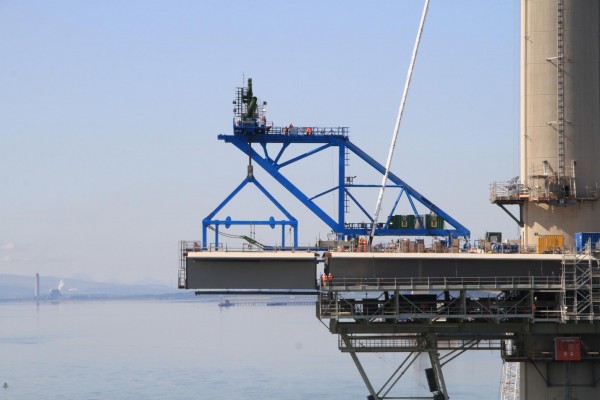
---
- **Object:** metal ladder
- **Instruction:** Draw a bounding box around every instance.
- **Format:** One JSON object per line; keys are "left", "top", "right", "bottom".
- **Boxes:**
{"left": 561, "top": 252, "right": 578, "bottom": 321}
{"left": 561, "top": 243, "right": 599, "bottom": 322}
{"left": 557, "top": 0, "right": 566, "bottom": 179}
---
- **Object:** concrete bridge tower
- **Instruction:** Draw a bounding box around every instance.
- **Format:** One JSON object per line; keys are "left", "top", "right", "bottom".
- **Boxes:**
{"left": 518, "top": 1, "right": 600, "bottom": 398}
{"left": 520, "top": 0, "right": 600, "bottom": 249}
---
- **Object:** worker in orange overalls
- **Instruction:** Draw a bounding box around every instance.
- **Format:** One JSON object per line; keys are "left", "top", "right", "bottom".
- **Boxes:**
{"left": 321, "top": 272, "right": 328, "bottom": 287}
{"left": 358, "top": 237, "right": 367, "bottom": 252}
{"left": 327, "top": 272, "right": 333, "bottom": 287}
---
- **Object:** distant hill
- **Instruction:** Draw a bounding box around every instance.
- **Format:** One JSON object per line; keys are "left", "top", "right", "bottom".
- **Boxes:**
{"left": 0, "top": 274, "right": 190, "bottom": 301}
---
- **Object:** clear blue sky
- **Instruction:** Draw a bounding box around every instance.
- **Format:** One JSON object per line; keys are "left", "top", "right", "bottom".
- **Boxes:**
{"left": 1, "top": 0, "right": 521, "bottom": 285}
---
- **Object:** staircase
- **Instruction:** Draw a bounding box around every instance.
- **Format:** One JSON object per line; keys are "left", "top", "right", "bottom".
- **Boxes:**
{"left": 561, "top": 242, "right": 600, "bottom": 322}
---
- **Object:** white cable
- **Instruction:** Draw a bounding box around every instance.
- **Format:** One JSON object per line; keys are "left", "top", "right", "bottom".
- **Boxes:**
{"left": 369, "top": 0, "right": 430, "bottom": 246}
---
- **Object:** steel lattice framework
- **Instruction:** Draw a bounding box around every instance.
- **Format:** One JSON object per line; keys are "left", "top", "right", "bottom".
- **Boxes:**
{"left": 202, "top": 81, "right": 470, "bottom": 249}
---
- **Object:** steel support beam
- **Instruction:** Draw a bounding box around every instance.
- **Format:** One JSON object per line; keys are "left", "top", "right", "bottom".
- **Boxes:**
{"left": 217, "top": 132, "right": 470, "bottom": 240}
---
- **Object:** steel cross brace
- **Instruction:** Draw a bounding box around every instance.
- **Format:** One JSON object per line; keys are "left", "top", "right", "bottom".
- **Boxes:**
{"left": 202, "top": 175, "right": 298, "bottom": 249}
{"left": 219, "top": 133, "right": 470, "bottom": 240}
{"left": 339, "top": 333, "right": 451, "bottom": 400}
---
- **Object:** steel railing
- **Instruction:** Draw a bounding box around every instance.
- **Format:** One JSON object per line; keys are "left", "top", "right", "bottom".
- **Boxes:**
{"left": 321, "top": 276, "right": 564, "bottom": 291}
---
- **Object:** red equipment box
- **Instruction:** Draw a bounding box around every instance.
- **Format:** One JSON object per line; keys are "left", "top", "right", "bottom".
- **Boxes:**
{"left": 555, "top": 337, "right": 582, "bottom": 361}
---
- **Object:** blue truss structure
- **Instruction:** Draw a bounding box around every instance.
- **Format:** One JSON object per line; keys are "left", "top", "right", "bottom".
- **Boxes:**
{"left": 202, "top": 174, "right": 298, "bottom": 249}
{"left": 202, "top": 80, "right": 470, "bottom": 248}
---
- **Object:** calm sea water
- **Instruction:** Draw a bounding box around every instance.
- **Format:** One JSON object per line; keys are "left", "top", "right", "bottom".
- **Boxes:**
{"left": 0, "top": 300, "right": 502, "bottom": 399}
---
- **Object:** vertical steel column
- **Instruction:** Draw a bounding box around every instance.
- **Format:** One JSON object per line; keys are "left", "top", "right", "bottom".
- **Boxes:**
{"left": 293, "top": 225, "right": 298, "bottom": 248}
{"left": 563, "top": 361, "right": 572, "bottom": 400}
{"left": 214, "top": 225, "right": 219, "bottom": 249}
{"left": 339, "top": 141, "right": 346, "bottom": 237}
{"left": 202, "top": 223, "right": 208, "bottom": 249}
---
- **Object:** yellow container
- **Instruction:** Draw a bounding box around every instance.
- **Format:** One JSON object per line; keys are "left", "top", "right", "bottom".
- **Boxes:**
{"left": 536, "top": 235, "right": 565, "bottom": 254}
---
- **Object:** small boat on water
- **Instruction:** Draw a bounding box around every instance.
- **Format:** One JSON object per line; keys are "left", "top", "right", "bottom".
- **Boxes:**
{"left": 266, "top": 301, "right": 286, "bottom": 306}
{"left": 218, "top": 299, "right": 233, "bottom": 307}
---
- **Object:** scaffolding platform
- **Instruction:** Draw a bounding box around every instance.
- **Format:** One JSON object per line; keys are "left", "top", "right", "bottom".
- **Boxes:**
{"left": 314, "top": 249, "right": 600, "bottom": 400}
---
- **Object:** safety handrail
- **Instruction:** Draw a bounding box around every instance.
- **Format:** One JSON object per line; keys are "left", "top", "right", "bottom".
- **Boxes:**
{"left": 267, "top": 126, "right": 349, "bottom": 136}
{"left": 321, "top": 275, "right": 563, "bottom": 291}
{"left": 180, "top": 240, "right": 319, "bottom": 253}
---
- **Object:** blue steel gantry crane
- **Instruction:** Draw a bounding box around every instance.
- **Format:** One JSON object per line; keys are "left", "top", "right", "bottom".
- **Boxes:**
{"left": 202, "top": 78, "right": 470, "bottom": 249}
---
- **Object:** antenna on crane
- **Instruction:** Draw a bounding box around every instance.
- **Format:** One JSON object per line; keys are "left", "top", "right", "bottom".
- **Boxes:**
{"left": 368, "top": 0, "right": 430, "bottom": 247}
